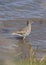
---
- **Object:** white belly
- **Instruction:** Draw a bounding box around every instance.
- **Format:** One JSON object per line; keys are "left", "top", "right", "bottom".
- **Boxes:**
{"left": 23, "top": 26, "right": 31, "bottom": 37}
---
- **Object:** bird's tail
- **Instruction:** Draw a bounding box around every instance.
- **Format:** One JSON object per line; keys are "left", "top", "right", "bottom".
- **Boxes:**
{"left": 11, "top": 32, "right": 23, "bottom": 36}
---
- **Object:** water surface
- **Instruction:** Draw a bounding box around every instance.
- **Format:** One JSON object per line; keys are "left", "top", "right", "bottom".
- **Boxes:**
{"left": 0, "top": 0, "right": 46, "bottom": 20}
{"left": 0, "top": 19, "right": 46, "bottom": 62}
{"left": 0, "top": 0, "right": 46, "bottom": 65}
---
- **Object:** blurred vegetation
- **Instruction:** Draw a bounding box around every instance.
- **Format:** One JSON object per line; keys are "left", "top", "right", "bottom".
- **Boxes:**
{"left": 4, "top": 48, "right": 46, "bottom": 65}
{"left": 1, "top": 56, "right": 46, "bottom": 65}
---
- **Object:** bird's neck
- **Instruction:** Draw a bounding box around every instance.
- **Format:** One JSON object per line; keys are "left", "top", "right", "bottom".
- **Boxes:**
{"left": 28, "top": 23, "right": 31, "bottom": 31}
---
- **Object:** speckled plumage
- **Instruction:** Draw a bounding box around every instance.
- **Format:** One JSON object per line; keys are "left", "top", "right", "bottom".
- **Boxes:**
{"left": 11, "top": 20, "right": 33, "bottom": 39}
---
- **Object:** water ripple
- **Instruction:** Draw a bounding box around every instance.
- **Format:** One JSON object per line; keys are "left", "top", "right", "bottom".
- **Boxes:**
{"left": 0, "top": 0, "right": 46, "bottom": 20}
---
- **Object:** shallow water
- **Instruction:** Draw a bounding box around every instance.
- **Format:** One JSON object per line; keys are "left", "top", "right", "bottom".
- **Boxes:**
{"left": 0, "top": 0, "right": 46, "bottom": 65}
{"left": 0, "top": 19, "right": 46, "bottom": 65}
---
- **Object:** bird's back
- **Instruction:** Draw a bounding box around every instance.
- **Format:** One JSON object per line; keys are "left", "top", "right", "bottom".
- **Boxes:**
{"left": 11, "top": 20, "right": 32, "bottom": 39}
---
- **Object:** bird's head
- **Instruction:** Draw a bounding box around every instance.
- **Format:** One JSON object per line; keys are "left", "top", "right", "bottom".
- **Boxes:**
{"left": 27, "top": 19, "right": 33, "bottom": 25}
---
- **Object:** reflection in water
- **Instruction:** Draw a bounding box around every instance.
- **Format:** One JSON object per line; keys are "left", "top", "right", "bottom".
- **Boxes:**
{"left": 16, "top": 39, "right": 31, "bottom": 59}
{"left": 0, "top": 38, "right": 35, "bottom": 65}
{"left": 12, "top": 39, "right": 36, "bottom": 65}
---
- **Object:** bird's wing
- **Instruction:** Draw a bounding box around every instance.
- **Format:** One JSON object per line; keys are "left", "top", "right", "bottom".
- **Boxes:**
{"left": 11, "top": 26, "right": 27, "bottom": 35}
{"left": 11, "top": 30, "right": 25, "bottom": 36}
{"left": 16, "top": 30, "right": 25, "bottom": 35}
